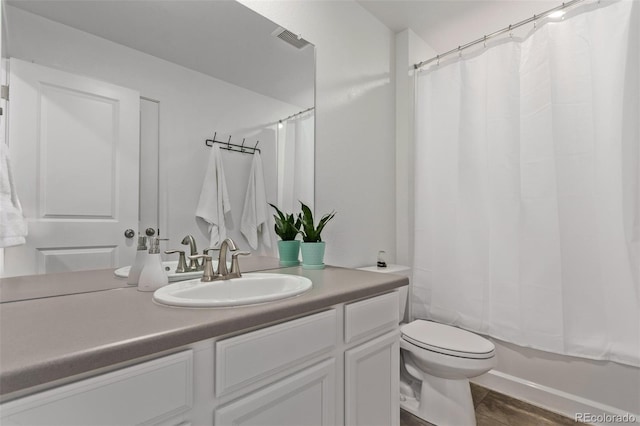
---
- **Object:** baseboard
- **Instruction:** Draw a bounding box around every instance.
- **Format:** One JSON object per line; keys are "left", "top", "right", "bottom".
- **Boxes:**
{"left": 471, "top": 370, "right": 640, "bottom": 425}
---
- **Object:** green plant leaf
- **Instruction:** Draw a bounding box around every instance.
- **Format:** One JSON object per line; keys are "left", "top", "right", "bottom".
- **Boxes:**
{"left": 270, "top": 203, "right": 302, "bottom": 240}
{"left": 298, "top": 201, "right": 336, "bottom": 242}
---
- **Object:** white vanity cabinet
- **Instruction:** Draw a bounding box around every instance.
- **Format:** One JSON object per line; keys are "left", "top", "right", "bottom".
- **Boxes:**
{"left": 345, "top": 332, "right": 399, "bottom": 426}
{"left": 213, "top": 309, "right": 339, "bottom": 425}
{"left": 344, "top": 291, "right": 400, "bottom": 426}
{"left": 215, "top": 358, "right": 336, "bottom": 425}
{"left": 0, "top": 290, "right": 402, "bottom": 426}
{"left": 210, "top": 291, "right": 400, "bottom": 426}
{"left": 0, "top": 351, "right": 194, "bottom": 426}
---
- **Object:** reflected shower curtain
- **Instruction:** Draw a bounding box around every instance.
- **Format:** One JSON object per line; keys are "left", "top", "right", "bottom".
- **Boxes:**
{"left": 277, "top": 113, "right": 315, "bottom": 212}
{"left": 413, "top": 0, "right": 639, "bottom": 366}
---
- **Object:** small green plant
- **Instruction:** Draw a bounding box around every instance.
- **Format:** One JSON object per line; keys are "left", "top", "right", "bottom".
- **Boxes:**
{"left": 269, "top": 204, "right": 302, "bottom": 241}
{"left": 299, "top": 202, "right": 336, "bottom": 243}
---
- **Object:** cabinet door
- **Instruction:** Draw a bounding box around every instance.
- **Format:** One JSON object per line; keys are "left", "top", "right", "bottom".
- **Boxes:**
{"left": 345, "top": 330, "right": 399, "bottom": 426}
{"left": 0, "top": 351, "right": 193, "bottom": 426}
{"left": 215, "top": 358, "right": 336, "bottom": 426}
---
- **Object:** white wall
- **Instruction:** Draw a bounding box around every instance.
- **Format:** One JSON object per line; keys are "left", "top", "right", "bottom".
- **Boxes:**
{"left": 394, "top": 29, "right": 434, "bottom": 268}
{"left": 6, "top": 6, "right": 304, "bottom": 260}
{"left": 239, "top": 0, "right": 397, "bottom": 268}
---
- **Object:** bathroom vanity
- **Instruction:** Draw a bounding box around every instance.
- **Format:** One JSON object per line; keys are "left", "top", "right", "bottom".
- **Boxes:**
{"left": 0, "top": 262, "right": 407, "bottom": 425}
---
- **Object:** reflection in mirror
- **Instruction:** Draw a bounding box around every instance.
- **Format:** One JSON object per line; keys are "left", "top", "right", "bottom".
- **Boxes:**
{"left": 0, "top": 0, "right": 315, "bottom": 278}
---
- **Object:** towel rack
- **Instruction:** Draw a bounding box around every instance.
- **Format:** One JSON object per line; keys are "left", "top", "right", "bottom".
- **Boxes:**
{"left": 205, "top": 132, "right": 260, "bottom": 155}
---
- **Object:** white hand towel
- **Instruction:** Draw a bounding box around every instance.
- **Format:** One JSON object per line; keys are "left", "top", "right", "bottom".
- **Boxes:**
{"left": 196, "top": 146, "right": 231, "bottom": 247}
{"left": 241, "top": 152, "right": 271, "bottom": 250}
{"left": 0, "top": 142, "right": 28, "bottom": 247}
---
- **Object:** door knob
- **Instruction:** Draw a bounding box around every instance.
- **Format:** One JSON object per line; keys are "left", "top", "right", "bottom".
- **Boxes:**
{"left": 124, "top": 229, "right": 135, "bottom": 239}
{"left": 145, "top": 228, "right": 156, "bottom": 237}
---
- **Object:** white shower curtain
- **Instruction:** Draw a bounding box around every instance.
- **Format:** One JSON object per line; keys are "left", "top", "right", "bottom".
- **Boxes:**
{"left": 413, "top": 0, "right": 639, "bottom": 366}
{"left": 277, "top": 113, "right": 315, "bottom": 212}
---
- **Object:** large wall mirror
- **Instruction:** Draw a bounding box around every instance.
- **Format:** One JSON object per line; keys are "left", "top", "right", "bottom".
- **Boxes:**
{"left": 1, "top": 0, "right": 315, "bottom": 277}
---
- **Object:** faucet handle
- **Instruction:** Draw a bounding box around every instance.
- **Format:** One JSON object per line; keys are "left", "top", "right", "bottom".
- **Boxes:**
{"left": 203, "top": 247, "right": 220, "bottom": 255}
{"left": 230, "top": 251, "right": 251, "bottom": 278}
{"left": 164, "top": 250, "right": 188, "bottom": 273}
{"left": 189, "top": 254, "right": 216, "bottom": 282}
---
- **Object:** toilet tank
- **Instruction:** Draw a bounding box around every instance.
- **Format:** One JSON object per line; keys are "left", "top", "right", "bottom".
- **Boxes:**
{"left": 357, "top": 264, "right": 412, "bottom": 323}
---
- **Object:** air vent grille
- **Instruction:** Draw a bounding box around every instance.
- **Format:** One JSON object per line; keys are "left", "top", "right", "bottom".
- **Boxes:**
{"left": 273, "top": 28, "right": 311, "bottom": 50}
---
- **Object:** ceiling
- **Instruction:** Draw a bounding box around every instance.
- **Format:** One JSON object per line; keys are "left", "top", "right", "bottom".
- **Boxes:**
{"left": 357, "top": 0, "right": 562, "bottom": 54}
{"left": 5, "top": 0, "right": 315, "bottom": 108}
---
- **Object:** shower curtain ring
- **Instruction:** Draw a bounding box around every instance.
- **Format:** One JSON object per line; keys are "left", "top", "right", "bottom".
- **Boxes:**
{"left": 509, "top": 24, "right": 513, "bottom": 38}
{"left": 241, "top": 138, "right": 246, "bottom": 152}
{"left": 437, "top": 55, "right": 440, "bottom": 66}
{"left": 227, "top": 135, "right": 231, "bottom": 149}
{"left": 458, "top": 46, "right": 462, "bottom": 58}
{"left": 254, "top": 141, "right": 259, "bottom": 152}
{"left": 533, "top": 14, "right": 537, "bottom": 29}
{"left": 484, "top": 35, "right": 487, "bottom": 48}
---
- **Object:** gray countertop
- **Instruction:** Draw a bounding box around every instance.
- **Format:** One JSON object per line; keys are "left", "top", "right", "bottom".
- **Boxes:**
{"left": 0, "top": 259, "right": 407, "bottom": 399}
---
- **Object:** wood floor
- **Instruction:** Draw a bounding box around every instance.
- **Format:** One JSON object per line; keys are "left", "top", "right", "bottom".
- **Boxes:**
{"left": 400, "top": 383, "right": 578, "bottom": 426}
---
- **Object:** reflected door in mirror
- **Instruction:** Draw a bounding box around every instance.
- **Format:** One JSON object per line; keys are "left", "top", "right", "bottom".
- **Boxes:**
{"left": 4, "top": 59, "right": 139, "bottom": 277}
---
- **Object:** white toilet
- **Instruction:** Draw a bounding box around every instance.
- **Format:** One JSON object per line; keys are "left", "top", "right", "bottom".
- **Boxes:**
{"left": 359, "top": 265, "right": 496, "bottom": 426}
{"left": 400, "top": 318, "right": 496, "bottom": 426}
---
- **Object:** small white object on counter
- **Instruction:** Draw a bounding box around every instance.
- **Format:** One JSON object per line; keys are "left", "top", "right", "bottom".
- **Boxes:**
{"left": 127, "top": 234, "right": 147, "bottom": 285}
{"left": 138, "top": 237, "right": 168, "bottom": 292}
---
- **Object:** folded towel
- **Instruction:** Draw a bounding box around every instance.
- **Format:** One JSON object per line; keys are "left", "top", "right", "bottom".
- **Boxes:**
{"left": 0, "top": 142, "right": 28, "bottom": 248}
{"left": 241, "top": 152, "right": 271, "bottom": 250}
{"left": 196, "top": 146, "right": 231, "bottom": 247}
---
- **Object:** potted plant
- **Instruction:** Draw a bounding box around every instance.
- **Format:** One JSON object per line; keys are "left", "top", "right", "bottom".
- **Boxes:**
{"left": 299, "top": 202, "right": 336, "bottom": 269}
{"left": 269, "top": 204, "right": 302, "bottom": 266}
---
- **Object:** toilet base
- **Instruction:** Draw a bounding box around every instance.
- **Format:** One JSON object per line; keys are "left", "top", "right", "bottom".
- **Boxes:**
{"left": 400, "top": 375, "right": 476, "bottom": 426}
{"left": 399, "top": 393, "right": 421, "bottom": 417}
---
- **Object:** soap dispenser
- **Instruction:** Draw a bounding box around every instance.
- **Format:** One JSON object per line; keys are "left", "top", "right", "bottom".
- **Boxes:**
{"left": 138, "top": 237, "right": 169, "bottom": 292}
{"left": 127, "top": 234, "right": 148, "bottom": 285}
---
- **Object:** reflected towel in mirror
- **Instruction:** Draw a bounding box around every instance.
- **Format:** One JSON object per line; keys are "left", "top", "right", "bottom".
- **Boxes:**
{"left": 241, "top": 152, "right": 271, "bottom": 250}
{"left": 196, "top": 146, "right": 231, "bottom": 247}
{"left": 0, "top": 142, "right": 28, "bottom": 248}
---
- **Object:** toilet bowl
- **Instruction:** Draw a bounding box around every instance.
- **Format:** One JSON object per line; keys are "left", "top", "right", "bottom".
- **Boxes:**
{"left": 357, "top": 265, "right": 495, "bottom": 426}
{"left": 400, "top": 320, "right": 496, "bottom": 426}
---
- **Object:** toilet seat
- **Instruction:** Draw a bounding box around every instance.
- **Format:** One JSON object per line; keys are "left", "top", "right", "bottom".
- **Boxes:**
{"left": 401, "top": 320, "right": 495, "bottom": 359}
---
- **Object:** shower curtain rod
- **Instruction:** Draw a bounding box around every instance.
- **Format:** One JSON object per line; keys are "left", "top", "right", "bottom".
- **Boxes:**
{"left": 279, "top": 107, "right": 314, "bottom": 124}
{"left": 414, "top": 0, "right": 585, "bottom": 70}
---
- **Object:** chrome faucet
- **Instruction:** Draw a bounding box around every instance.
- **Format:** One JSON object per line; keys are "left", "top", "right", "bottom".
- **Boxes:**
{"left": 189, "top": 238, "right": 250, "bottom": 281}
{"left": 164, "top": 249, "right": 188, "bottom": 273}
{"left": 181, "top": 235, "right": 201, "bottom": 271}
{"left": 216, "top": 238, "right": 237, "bottom": 277}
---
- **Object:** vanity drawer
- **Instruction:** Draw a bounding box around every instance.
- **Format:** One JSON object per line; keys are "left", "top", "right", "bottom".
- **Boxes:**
{"left": 215, "top": 309, "right": 337, "bottom": 397}
{"left": 1, "top": 350, "right": 193, "bottom": 426}
{"left": 344, "top": 291, "right": 399, "bottom": 343}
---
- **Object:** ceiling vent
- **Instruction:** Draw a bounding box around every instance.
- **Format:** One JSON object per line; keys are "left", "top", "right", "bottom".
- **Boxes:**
{"left": 272, "top": 27, "right": 311, "bottom": 50}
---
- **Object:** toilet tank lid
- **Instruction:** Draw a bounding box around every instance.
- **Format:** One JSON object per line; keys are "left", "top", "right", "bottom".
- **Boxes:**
{"left": 401, "top": 320, "right": 495, "bottom": 355}
{"left": 357, "top": 265, "right": 411, "bottom": 274}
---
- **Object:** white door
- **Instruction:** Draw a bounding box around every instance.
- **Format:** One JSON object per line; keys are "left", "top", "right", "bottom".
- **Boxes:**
{"left": 345, "top": 330, "right": 400, "bottom": 426}
{"left": 4, "top": 58, "right": 140, "bottom": 276}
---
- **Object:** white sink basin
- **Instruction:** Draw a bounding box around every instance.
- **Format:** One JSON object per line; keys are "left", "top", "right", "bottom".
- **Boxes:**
{"left": 152, "top": 273, "right": 312, "bottom": 307}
